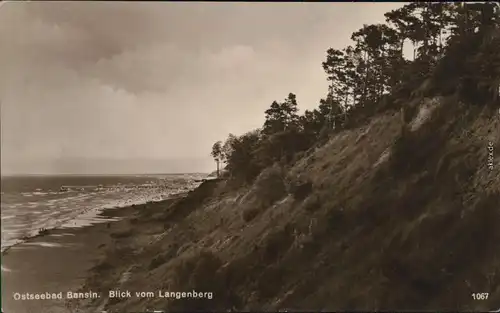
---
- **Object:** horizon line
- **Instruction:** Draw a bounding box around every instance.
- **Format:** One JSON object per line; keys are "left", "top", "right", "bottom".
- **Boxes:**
{"left": 0, "top": 172, "right": 210, "bottom": 177}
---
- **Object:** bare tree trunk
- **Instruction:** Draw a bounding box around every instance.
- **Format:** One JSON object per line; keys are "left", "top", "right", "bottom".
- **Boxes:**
{"left": 328, "top": 84, "right": 335, "bottom": 129}
{"left": 363, "top": 50, "right": 369, "bottom": 105}
{"left": 439, "top": 8, "right": 443, "bottom": 56}
{"left": 423, "top": 2, "right": 430, "bottom": 57}
{"left": 216, "top": 160, "right": 220, "bottom": 178}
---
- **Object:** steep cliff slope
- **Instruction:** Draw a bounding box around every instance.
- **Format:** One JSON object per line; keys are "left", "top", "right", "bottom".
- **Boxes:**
{"left": 72, "top": 93, "right": 500, "bottom": 312}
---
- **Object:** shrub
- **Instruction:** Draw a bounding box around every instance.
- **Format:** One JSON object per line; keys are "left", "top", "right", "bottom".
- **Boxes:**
{"left": 257, "top": 265, "right": 288, "bottom": 299}
{"left": 292, "top": 181, "right": 313, "bottom": 200}
{"left": 291, "top": 150, "right": 306, "bottom": 164}
{"left": 170, "top": 250, "right": 222, "bottom": 289}
{"left": 253, "top": 164, "right": 287, "bottom": 206}
{"left": 110, "top": 229, "right": 134, "bottom": 239}
{"left": 165, "top": 250, "right": 226, "bottom": 311}
{"left": 303, "top": 194, "right": 321, "bottom": 212}
{"left": 92, "top": 260, "right": 113, "bottom": 272}
{"left": 149, "top": 254, "right": 167, "bottom": 270}
{"left": 286, "top": 175, "right": 313, "bottom": 200}
{"left": 390, "top": 131, "right": 415, "bottom": 174}
{"left": 242, "top": 207, "right": 261, "bottom": 222}
{"left": 260, "top": 226, "right": 295, "bottom": 263}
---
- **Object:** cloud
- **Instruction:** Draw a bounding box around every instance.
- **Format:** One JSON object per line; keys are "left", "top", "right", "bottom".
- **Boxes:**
{"left": 0, "top": 2, "right": 403, "bottom": 174}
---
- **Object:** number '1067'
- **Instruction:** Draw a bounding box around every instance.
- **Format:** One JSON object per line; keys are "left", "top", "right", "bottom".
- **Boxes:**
{"left": 472, "top": 293, "right": 489, "bottom": 300}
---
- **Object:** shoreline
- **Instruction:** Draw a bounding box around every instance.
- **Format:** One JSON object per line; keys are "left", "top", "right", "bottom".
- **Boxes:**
{"left": 64, "top": 179, "right": 222, "bottom": 312}
{"left": 1, "top": 192, "right": 188, "bottom": 313}
{"left": 1, "top": 190, "right": 191, "bottom": 257}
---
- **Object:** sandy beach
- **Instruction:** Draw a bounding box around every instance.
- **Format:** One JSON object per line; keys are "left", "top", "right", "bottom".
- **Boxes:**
{"left": 1, "top": 195, "right": 183, "bottom": 313}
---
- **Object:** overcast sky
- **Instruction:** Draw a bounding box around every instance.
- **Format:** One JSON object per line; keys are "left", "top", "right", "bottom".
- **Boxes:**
{"left": 0, "top": 1, "right": 404, "bottom": 174}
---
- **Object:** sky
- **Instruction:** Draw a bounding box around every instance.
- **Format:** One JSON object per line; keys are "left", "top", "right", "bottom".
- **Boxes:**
{"left": 0, "top": 1, "right": 405, "bottom": 175}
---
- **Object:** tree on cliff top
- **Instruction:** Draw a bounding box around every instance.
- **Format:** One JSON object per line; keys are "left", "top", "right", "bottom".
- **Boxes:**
{"left": 262, "top": 93, "right": 300, "bottom": 136}
{"left": 211, "top": 141, "right": 224, "bottom": 178}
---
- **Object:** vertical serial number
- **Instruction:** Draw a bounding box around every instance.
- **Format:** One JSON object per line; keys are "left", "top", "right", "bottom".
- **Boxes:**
{"left": 472, "top": 292, "right": 489, "bottom": 300}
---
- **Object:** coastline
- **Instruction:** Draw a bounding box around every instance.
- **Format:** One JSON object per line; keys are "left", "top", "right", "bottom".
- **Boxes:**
{"left": 1, "top": 193, "right": 187, "bottom": 313}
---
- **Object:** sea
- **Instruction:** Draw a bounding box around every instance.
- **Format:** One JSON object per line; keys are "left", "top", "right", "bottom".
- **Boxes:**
{"left": 0, "top": 173, "right": 206, "bottom": 254}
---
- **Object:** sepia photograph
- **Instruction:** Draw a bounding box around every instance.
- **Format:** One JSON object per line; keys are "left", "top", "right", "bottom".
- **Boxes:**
{"left": 1, "top": 1, "right": 499, "bottom": 312}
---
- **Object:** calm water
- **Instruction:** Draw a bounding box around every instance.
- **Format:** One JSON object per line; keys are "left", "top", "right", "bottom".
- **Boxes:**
{"left": 0, "top": 174, "right": 205, "bottom": 252}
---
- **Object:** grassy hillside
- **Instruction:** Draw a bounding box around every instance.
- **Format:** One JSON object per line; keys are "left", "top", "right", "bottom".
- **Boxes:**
{"left": 71, "top": 91, "right": 499, "bottom": 312}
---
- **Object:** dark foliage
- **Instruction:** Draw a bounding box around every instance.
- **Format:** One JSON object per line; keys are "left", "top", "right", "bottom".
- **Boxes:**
{"left": 211, "top": 2, "right": 500, "bottom": 187}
